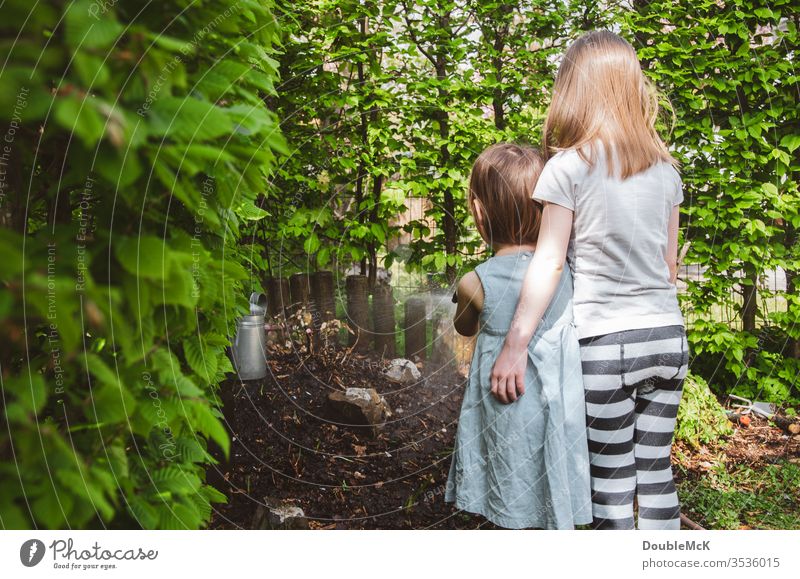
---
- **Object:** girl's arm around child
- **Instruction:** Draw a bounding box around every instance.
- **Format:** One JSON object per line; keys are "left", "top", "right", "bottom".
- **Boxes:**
{"left": 489, "top": 202, "right": 573, "bottom": 404}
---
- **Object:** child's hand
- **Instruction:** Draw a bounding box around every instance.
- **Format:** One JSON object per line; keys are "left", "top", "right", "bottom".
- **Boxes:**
{"left": 491, "top": 342, "right": 527, "bottom": 404}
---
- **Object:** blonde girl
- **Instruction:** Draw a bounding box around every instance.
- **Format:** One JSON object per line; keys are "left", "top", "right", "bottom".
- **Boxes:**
{"left": 491, "top": 30, "right": 689, "bottom": 530}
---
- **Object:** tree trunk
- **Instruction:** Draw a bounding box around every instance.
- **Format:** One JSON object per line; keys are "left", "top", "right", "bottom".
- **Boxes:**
{"left": 490, "top": 10, "right": 509, "bottom": 131}
{"left": 435, "top": 43, "right": 457, "bottom": 285}
{"left": 367, "top": 172, "right": 383, "bottom": 291}
{"left": 786, "top": 255, "right": 799, "bottom": 359}
{"left": 741, "top": 263, "right": 758, "bottom": 333}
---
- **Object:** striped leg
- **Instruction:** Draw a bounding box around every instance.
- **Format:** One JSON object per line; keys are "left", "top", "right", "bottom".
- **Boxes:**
{"left": 581, "top": 325, "right": 688, "bottom": 530}
{"left": 634, "top": 387, "right": 683, "bottom": 529}
{"left": 582, "top": 348, "right": 636, "bottom": 530}
{"left": 634, "top": 351, "right": 687, "bottom": 530}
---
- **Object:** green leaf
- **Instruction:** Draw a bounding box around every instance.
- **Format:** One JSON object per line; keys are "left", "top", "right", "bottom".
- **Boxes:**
{"left": 201, "top": 484, "right": 228, "bottom": 504}
{"left": 236, "top": 202, "right": 269, "bottom": 221}
{"left": 303, "top": 233, "right": 321, "bottom": 254}
{"left": 91, "top": 383, "right": 135, "bottom": 424}
{"left": 183, "top": 338, "right": 218, "bottom": 384}
{"left": 73, "top": 52, "right": 109, "bottom": 86}
{"left": 149, "top": 97, "right": 234, "bottom": 141}
{"left": 54, "top": 96, "right": 106, "bottom": 147}
{"left": 115, "top": 236, "right": 170, "bottom": 279}
{"left": 5, "top": 374, "right": 47, "bottom": 416}
{"left": 370, "top": 223, "right": 386, "bottom": 243}
{"left": 152, "top": 466, "right": 202, "bottom": 494}
{"left": 780, "top": 134, "right": 800, "bottom": 153}
{"left": 129, "top": 498, "right": 159, "bottom": 530}
{"left": 762, "top": 183, "right": 778, "bottom": 196}
{"left": 173, "top": 374, "right": 203, "bottom": 397}
{"left": 31, "top": 487, "right": 71, "bottom": 529}
{"left": 191, "top": 403, "right": 230, "bottom": 458}
{"left": 65, "top": 0, "right": 123, "bottom": 49}
{"left": 87, "top": 355, "right": 135, "bottom": 423}
{"left": 175, "top": 438, "right": 208, "bottom": 463}
{"left": 317, "top": 246, "right": 331, "bottom": 268}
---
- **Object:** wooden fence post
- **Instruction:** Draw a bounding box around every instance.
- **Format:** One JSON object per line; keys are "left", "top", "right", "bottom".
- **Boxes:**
{"left": 404, "top": 297, "right": 427, "bottom": 360}
{"left": 431, "top": 313, "right": 459, "bottom": 369}
{"left": 266, "top": 276, "right": 290, "bottom": 318}
{"left": 372, "top": 284, "right": 396, "bottom": 358}
{"left": 289, "top": 273, "right": 310, "bottom": 312}
{"left": 346, "top": 275, "right": 370, "bottom": 351}
{"left": 309, "top": 270, "right": 336, "bottom": 346}
{"left": 311, "top": 270, "right": 336, "bottom": 323}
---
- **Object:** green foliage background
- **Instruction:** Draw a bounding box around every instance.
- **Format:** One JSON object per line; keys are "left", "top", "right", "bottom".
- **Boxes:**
{"left": 0, "top": 0, "right": 797, "bottom": 529}
{"left": 0, "top": 0, "right": 284, "bottom": 529}
{"left": 267, "top": 1, "right": 798, "bottom": 406}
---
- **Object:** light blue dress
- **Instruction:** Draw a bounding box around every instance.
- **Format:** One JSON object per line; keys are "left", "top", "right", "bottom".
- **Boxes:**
{"left": 444, "top": 250, "right": 592, "bottom": 529}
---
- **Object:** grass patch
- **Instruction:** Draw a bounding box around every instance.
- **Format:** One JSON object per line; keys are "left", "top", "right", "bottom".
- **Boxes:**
{"left": 678, "top": 460, "right": 800, "bottom": 529}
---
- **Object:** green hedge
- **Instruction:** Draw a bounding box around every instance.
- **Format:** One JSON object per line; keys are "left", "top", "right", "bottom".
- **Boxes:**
{"left": 0, "top": 0, "right": 284, "bottom": 529}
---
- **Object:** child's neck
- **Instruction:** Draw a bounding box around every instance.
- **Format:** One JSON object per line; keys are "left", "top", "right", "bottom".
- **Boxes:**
{"left": 493, "top": 242, "right": 536, "bottom": 256}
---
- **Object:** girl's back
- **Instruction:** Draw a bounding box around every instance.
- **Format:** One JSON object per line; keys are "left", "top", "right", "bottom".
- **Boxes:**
{"left": 533, "top": 143, "right": 684, "bottom": 340}
{"left": 475, "top": 251, "right": 574, "bottom": 338}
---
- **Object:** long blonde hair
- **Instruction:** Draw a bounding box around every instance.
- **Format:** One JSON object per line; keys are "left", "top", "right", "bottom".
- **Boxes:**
{"left": 543, "top": 30, "right": 678, "bottom": 179}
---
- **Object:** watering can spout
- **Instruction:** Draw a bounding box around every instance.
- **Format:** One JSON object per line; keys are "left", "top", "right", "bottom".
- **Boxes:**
{"left": 249, "top": 292, "right": 267, "bottom": 316}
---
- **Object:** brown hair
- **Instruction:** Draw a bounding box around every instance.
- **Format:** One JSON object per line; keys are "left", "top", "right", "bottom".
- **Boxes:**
{"left": 543, "top": 30, "right": 678, "bottom": 179}
{"left": 468, "top": 143, "right": 544, "bottom": 246}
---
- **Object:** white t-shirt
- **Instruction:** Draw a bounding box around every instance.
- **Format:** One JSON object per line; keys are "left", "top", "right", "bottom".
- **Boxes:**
{"left": 532, "top": 145, "right": 685, "bottom": 340}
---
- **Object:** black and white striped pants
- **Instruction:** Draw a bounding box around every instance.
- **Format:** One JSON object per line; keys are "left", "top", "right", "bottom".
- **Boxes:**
{"left": 578, "top": 325, "right": 688, "bottom": 530}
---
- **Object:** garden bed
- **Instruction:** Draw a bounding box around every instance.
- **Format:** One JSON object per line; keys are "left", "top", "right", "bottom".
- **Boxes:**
{"left": 209, "top": 347, "right": 501, "bottom": 529}
{"left": 209, "top": 346, "right": 800, "bottom": 530}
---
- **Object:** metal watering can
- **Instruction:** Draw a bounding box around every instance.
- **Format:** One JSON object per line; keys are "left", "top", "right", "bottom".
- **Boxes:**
{"left": 232, "top": 292, "right": 268, "bottom": 380}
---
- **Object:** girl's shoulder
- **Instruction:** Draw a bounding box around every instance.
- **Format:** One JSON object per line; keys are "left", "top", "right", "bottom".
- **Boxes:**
{"left": 548, "top": 147, "right": 587, "bottom": 168}
{"left": 534, "top": 149, "right": 589, "bottom": 208}
{"left": 475, "top": 252, "right": 535, "bottom": 287}
{"left": 471, "top": 257, "right": 497, "bottom": 291}
{"left": 543, "top": 147, "right": 592, "bottom": 181}
{"left": 663, "top": 162, "right": 682, "bottom": 185}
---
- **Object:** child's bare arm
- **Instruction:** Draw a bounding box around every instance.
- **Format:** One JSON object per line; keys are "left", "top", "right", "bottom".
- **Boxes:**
{"left": 453, "top": 271, "right": 483, "bottom": 337}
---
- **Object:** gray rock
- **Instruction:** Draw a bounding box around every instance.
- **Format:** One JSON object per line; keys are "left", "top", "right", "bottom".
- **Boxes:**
{"left": 326, "top": 387, "right": 391, "bottom": 429}
{"left": 251, "top": 498, "right": 308, "bottom": 530}
{"left": 384, "top": 358, "right": 422, "bottom": 384}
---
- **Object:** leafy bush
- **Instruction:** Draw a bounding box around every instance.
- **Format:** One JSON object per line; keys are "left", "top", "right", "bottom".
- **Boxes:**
{"left": 0, "top": 0, "right": 284, "bottom": 528}
{"left": 675, "top": 374, "right": 734, "bottom": 449}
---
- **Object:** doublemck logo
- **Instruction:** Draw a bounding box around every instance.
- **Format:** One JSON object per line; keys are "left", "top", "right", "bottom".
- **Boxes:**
{"left": 20, "top": 539, "right": 46, "bottom": 567}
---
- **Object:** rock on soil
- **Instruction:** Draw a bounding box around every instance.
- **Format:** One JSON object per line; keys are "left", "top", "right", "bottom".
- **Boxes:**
{"left": 326, "top": 387, "right": 391, "bottom": 430}
{"left": 251, "top": 497, "right": 308, "bottom": 530}
{"left": 384, "top": 358, "right": 422, "bottom": 384}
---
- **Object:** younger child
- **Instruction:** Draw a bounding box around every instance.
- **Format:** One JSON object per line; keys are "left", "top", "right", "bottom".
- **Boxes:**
{"left": 444, "top": 143, "right": 591, "bottom": 529}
